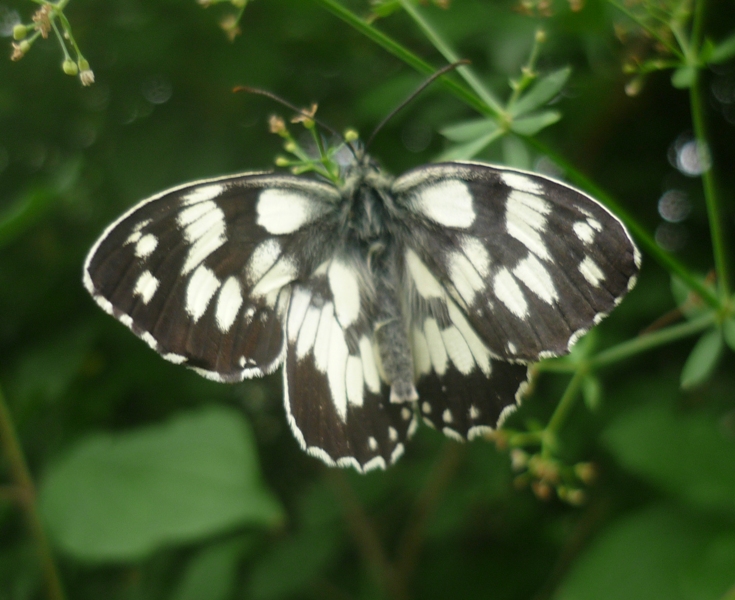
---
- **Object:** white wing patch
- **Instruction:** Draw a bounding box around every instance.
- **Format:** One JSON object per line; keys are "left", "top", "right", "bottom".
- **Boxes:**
{"left": 409, "top": 180, "right": 475, "bottom": 228}
{"left": 579, "top": 256, "right": 605, "bottom": 287}
{"left": 133, "top": 270, "right": 159, "bottom": 304}
{"left": 328, "top": 258, "right": 361, "bottom": 327}
{"left": 505, "top": 190, "right": 551, "bottom": 260}
{"left": 500, "top": 171, "right": 543, "bottom": 195}
{"left": 247, "top": 239, "right": 282, "bottom": 285}
{"left": 256, "top": 189, "right": 328, "bottom": 235}
{"left": 493, "top": 267, "right": 529, "bottom": 319}
{"left": 215, "top": 276, "right": 243, "bottom": 332}
{"left": 512, "top": 254, "right": 558, "bottom": 305}
{"left": 406, "top": 248, "right": 444, "bottom": 299}
{"left": 134, "top": 234, "right": 158, "bottom": 259}
{"left": 182, "top": 184, "right": 224, "bottom": 205}
{"left": 186, "top": 265, "right": 221, "bottom": 322}
{"left": 177, "top": 201, "right": 227, "bottom": 275}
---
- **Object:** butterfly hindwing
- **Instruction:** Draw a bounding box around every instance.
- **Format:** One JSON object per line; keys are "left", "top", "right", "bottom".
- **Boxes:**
{"left": 393, "top": 162, "right": 640, "bottom": 363}
{"left": 405, "top": 262, "right": 530, "bottom": 436}
{"left": 283, "top": 262, "right": 417, "bottom": 472}
{"left": 84, "top": 173, "right": 340, "bottom": 381}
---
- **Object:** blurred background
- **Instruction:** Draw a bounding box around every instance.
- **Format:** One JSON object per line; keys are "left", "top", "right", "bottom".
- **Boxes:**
{"left": 1, "top": 0, "right": 734, "bottom": 599}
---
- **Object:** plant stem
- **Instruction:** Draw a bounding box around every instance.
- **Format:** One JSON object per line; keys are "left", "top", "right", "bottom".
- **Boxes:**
{"left": 542, "top": 370, "right": 586, "bottom": 456}
{"left": 688, "top": 60, "right": 730, "bottom": 300}
{"left": 0, "top": 384, "right": 66, "bottom": 600}
{"left": 589, "top": 310, "right": 716, "bottom": 368}
{"left": 398, "top": 0, "right": 503, "bottom": 116}
{"left": 312, "top": 0, "right": 489, "bottom": 116}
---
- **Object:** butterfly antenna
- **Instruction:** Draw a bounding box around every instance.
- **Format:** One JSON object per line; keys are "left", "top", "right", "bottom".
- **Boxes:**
{"left": 364, "top": 60, "right": 470, "bottom": 152}
{"left": 233, "top": 86, "right": 359, "bottom": 159}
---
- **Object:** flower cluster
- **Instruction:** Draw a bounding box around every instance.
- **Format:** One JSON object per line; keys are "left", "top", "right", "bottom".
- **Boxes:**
{"left": 10, "top": 0, "right": 94, "bottom": 86}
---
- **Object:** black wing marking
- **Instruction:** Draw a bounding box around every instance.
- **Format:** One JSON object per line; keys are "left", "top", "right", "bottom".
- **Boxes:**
{"left": 84, "top": 173, "right": 340, "bottom": 381}
{"left": 393, "top": 162, "right": 640, "bottom": 362}
{"left": 283, "top": 264, "right": 417, "bottom": 472}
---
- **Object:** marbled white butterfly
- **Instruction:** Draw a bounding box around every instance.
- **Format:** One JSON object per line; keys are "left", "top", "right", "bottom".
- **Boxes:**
{"left": 84, "top": 125, "right": 640, "bottom": 473}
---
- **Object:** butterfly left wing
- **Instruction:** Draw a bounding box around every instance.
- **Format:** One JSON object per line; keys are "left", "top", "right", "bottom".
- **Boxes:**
{"left": 393, "top": 162, "right": 641, "bottom": 363}
{"left": 283, "top": 257, "right": 418, "bottom": 472}
{"left": 84, "top": 173, "right": 340, "bottom": 381}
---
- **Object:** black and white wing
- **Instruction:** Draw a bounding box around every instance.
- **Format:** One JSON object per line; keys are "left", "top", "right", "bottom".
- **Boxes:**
{"left": 392, "top": 162, "right": 639, "bottom": 436}
{"left": 283, "top": 257, "right": 418, "bottom": 472}
{"left": 394, "top": 162, "right": 640, "bottom": 363}
{"left": 84, "top": 173, "right": 340, "bottom": 382}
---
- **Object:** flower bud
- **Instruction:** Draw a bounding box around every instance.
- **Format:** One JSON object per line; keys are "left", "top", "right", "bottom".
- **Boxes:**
{"left": 63, "top": 59, "right": 79, "bottom": 76}
{"left": 13, "top": 24, "right": 28, "bottom": 40}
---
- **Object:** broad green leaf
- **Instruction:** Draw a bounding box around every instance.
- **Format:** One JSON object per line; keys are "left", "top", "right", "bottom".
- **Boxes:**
{"left": 555, "top": 505, "right": 735, "bottom": 600}
{"left": 509, "top": 67, "right": 571, "bottom": 117}
{"left": 680, "top": 329, "right": 723, "bottom": 389}
{"left": 671, "top": 66, "right": 696, "bottom": 89}
{"left": 509, "top": 110, "right": 561, "bottom": 136}
{"left": 438, "top": 129, "right": 504, "bottom": 161}
{"left": 39, "top": 406, "right": 284, "bottom": 562}
{"left": 603, "top": 404, "right": 735, "bottom": 515}
{"left": 723, "top": 318, "right": 735, "bottom": 352}
{"left": 440, "top": 118, "right": 498, "bottom": 142}
{"left": 709, "top": 32, "right": 735, "bottom": 64}
{"left": 171, "top": 538, "right": 248, "bottom": 600}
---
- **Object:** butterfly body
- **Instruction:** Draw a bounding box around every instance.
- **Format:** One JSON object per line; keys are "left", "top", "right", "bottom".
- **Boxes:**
{"left": 85, "top": 156, "right": 640, "bottom": 472}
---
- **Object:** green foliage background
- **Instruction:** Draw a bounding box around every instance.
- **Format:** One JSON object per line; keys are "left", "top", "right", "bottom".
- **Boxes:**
{"left": 1, "top": 1, "right": 734, "bottom": 599}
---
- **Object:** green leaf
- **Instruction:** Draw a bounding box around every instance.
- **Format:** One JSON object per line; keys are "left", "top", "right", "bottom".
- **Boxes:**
{"left": 440, "top": 118, "right": 498, "bottom": 142}
{"left": 603, "top": 404, "right": 735, "bottom": 515}
{"left": 671, "top": 66, "right": 696, "bottom": 89}
{"left": 171, "top": 538, "right": 248, "bottom": 600}
{"left": 509, "top": 67, "right": 571, "bottom": 118}
{"left": 555, "top": 505, "right": 735, "bottom": 600}
{"left": 509, "top": 110, "right": 561, "bottom": 136}
{"left": 708, "top": 32, "right": 735, "bottom": 64}
{"left": 680, "top": 329, "right": 723, "bottom": 389}
{"left": 501, "top": 135, "right": 531, "bottom": 170}
{"left": 437, "top": 129, "right": 504, "bottom": 161}
{"left": 723, "top": 318, "right": 735, "bottom": 352}
{"left": 39, "top": 406, "right": 284, "bottom": 562}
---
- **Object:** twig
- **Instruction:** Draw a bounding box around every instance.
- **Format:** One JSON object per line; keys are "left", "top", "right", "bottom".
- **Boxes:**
{"left": 0, "top": 383, "right": 66, "bottom": 600}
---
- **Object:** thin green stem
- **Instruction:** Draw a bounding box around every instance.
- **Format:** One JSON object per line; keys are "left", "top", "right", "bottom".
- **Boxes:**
{"left": 544, "top": 370, "right": 585, "bottom": 447}
{"left": 49, "top": 17, "right": 71, "bottom": 62}
{"left": 312, "top": 0, "right": 490, "bottom": 116}
{"left": 398, "top": 0, "right": 504, "bottom": 116}
{"left": 689, "top": 22, "right": 730, "bottom": 301}
{"left": 0, "top": 384, "right": 66, "bottom": 600}
{"left": 589, "top": 311, "right": 716, "bottom": 368}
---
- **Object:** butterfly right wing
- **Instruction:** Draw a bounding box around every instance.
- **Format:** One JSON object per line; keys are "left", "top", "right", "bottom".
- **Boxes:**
{"left": 84, "top": 173, "right": 341, "bottom": 382}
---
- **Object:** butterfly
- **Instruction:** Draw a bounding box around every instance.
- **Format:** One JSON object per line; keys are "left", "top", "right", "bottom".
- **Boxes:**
{"left": 84, "top": 140, "right": 640, "bottom": 473}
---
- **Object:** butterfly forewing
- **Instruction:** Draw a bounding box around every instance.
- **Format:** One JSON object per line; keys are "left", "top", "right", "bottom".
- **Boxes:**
{"left": 393, "top": 162, "right": 640, "bottom": 363}
{"left": 84, "top": 174, "right": 340, "bottom": 381}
